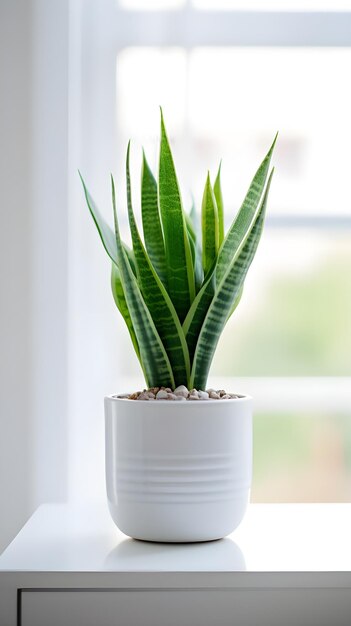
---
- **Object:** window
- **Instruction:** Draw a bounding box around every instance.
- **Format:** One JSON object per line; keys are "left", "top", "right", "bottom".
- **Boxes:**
{"left": 71, "top": 0, "right": 351, "bottom": 503}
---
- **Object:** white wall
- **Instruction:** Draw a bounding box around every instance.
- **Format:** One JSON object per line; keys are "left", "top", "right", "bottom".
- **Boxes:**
{"left": 0, "top": 0, "right": 69, "bottom": 553}
{"left": 0, "top": 0, "right": 124, "bottom": 549}
{"left": 30, "top": 0, "right": 69, "bottom": 508}
{"left": 0, "top": 0, "right": 34, "bottom": 554}
{"left": 66, "top": 0, "right": 126, "bottom": 505}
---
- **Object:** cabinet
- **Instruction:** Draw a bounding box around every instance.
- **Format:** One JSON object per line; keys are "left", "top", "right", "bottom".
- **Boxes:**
{"left": 1, "top": 504, "right": 351, "bottom": 626}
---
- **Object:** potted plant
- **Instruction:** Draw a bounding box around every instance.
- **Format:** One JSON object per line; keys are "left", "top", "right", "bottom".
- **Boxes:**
{"left": 80, "top": 110, "right": 276, "bottom": 542}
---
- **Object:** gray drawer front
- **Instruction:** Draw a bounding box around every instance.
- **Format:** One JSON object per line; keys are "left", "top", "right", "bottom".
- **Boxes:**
{"left": 21, "top": 588, "right": 351, "bottom": 626}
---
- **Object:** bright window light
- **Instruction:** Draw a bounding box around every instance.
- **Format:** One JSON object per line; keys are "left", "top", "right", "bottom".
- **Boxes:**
{"left": 193, "top": 0, "right": 351, "bottom": 11}
{"left": 117, "top": 47, "right": 186, "bottom": 140}
{"left": 188, "top": 47, "right": 351, "bottom": 217}
{"left": 116, "top": 47, "right": 187, "bottom": 209}
{"left": 117, "top": 47, "right": 351, "bottom": 217}
{"left": 119, "top": 0, "right": 185, "bottom": 10}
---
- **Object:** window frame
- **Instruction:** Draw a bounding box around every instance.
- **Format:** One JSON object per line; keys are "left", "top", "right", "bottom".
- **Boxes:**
{"left": 76, "top": 1, "right": 351, "bottom": 226}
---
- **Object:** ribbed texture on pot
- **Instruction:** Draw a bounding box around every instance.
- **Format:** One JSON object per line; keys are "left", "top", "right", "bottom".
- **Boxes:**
{"left": 113, "top": 453, "right": 250, "bottom": 503}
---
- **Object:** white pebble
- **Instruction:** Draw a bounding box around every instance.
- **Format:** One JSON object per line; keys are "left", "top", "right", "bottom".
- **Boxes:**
{"left": 175, "top": 395, "right": 186, "bottom": 401}
{"left": 174, "top": 385, "right": 189, "bottom": 398}
{"left": 166, "top": 393, "right": 178, "bottom": 400}
{"left": 221, "top": 394, "right": 232, "bottom": 399}
{"left": 198, "top": 390, "right": 209, "bottom": 399}
{"left": 188, "top": 394, "right": 200, "bottom": 401}
{"left": 156, "top": 390, "right": 168, "bottom": 400}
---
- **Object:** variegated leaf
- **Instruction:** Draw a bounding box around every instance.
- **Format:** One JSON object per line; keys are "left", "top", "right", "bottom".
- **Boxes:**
{"left": 190, "top": 169, "right": 274, "bottom": 389}
{"left": 126, "top": 144, "right": 190, "bottom": 386}
{"left": 111, "top": 174, "right": 175, "bottom": 388}
{"left": 141, "top": 151, "right": 167, "bottom": 286}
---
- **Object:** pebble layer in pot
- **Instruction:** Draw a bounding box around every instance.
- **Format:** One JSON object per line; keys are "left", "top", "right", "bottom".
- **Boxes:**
{"left": 80, "top": 110, "right": 276, "bottom": 542}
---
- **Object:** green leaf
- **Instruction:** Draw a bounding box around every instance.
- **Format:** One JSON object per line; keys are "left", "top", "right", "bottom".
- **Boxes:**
{"left": 122, "top": 243, "right": 137, "bottom": 277}
{"left": 111, "top": 263, "right": 141, "bottom": 362}
{"left": 213, "top": 161, "right": 224, "bottom": 246}
{"left": 226, "top": 285, "right": 243, "bottom": 324}
{"left": 79, "top": 171, "right": 117, "bottom": 265}
{"left": 190, "top": 169, "right": 274, "bottom": 390}
{"left": 158, "top": 109, "right": 195, "bottom": 322}
{"left": 111, "top": 174, "right": 175, "bottom": 389}
{"left": 201, "top": 172, "right": 219, "bottom": 277}
{"left": 185, "top": 212, "right": 203, "bottom": 293}
{"left": 141, "top": 151, "right": 167, "bottom": 286}
{"left": 187, "top": 222, "right": 196, "bottom": 269}
{"left": 182, "top": 272, "right": 216, "bottom": 363}
{"left": 216, "top": 133, "right": 277, "bottom": 286}
{"left": 126, "top": 144, "right": 190, "bottom": 386}
{"left": 79, "top": 171, "right": 136, "bottom": 276}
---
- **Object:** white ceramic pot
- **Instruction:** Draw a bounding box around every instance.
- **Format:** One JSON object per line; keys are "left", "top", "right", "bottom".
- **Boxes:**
{"left": 105, "top": 394, "right": 252, "bottom": 543}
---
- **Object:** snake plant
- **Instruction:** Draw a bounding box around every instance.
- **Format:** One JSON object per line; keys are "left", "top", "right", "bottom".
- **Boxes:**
{"left": 80, "top": 110, "right": 276, "bottom": 390}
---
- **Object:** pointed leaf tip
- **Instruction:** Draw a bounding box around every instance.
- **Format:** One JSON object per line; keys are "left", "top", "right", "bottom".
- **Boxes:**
{"left": 160, "top": 108, "right": 168, "bottom": 135}
{"left": 202, "top": 169, "right": 219, "bottom": 277}
{"left": 110, "top": 174, "right": 118, "bottom": 234}
{"left": 158, "top": 105, "right": 195, "bottom": 319}
{"left": 214, "top": 162, "right": 224, "bottom": 246}
{"left": 215, "top": 160, "right": 222, "bottom": 178}
{"left": 110, "top": 172, "right": 115, "bottom": 191}
{"left": 126, "top": 140, "right": 131, "bottom": 161}
{"left": 269, "top": 132, "right": 279, "bottom": 154}
{"left": 215, "top": 160, "right": 222, "bottom": 177}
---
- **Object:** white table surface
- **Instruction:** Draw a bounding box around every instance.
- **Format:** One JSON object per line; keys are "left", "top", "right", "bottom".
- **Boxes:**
{"left": 1, "top": 502, "right": 351, "bottom": 573}
{"left": 1, "top": 504, "right": 351, "bottom": 626}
